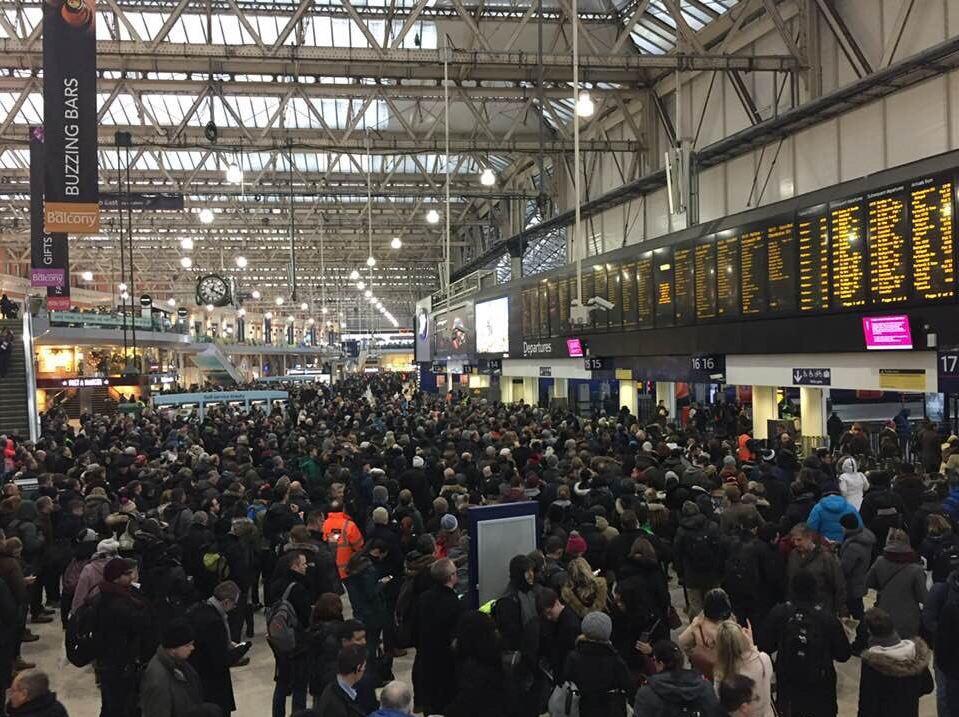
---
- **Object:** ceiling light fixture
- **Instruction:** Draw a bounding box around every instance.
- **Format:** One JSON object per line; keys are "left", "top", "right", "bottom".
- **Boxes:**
{"left": 426, "top": 209, "right": 440, "bottom": 224}
{"left": 364, "top": 290, "right": 372, "bottom": 298}
{"left": 237, "top": 307, "right": 246, "bottom": 317}
{"left": 356, "top": 281, "right": 366, "bottom": 291}
{"left": 366, "top": 256, "right": 376, "bottom": 267}
{"left": 118, "top": 283, "right": 128, "bottom": 292}
{"left": 349, "top": 269, "right": 360, "bottom": 281}
{"left": 180, "top": 256, "right": 193, "bottom": 269}
{"left": 275, "top": 296, "right": 284, "bottom": 306}
{"left": 480, "top": 168, "right": 496, "bottom": 186}
{"left": 198, "top": 208, "right": 214, "bottom": 225}
{"left": 576, "top": 89, "right": 595, "bottom": 118}
{"left": 206, "top": 304, "right": 214, "bottom": 312}
{"left": 225, "top": 162, "right": 244, "bottom": 184}
{"left": 120, "top": 291, "right": 130, "bottom": 301}
{"left": 180, "top": 237, "right": 194, "bottom": 251}
{"left": 265, "top": 311, "right": 273, "bottom": 319}
{"left": 300, "top": 302, "right": 308, "bottom": 311}
{"left": 235, "top": 255, "right": 248, "bottom": 269}
{"left": 251, "top": 290, "right": 261, "bottom": 299}
{"left": 81, "top": 270, "right": 94, "bottom": 281}
{"left": 167, "top": 298, "right": 176, "bottom": 307}
{"left": 390, "top": 237, "right": 402, "bottom": 250}
{"left": 307, "top": 317, "right": 315, "bottom": 325}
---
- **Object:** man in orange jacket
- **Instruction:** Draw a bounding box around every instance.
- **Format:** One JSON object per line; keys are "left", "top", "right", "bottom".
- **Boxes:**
{"left": 322, "top": 500, "right": 364, "bottom": 578}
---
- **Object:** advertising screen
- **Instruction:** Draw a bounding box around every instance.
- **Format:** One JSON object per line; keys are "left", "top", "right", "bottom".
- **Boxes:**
{"left": 566, "top": 338, "right": 584, "bottom": 357}
{"left": 433, "top": 301, "right": 475, "bottom": 358}
{"left": 475, "top": 296, "right": 509, "bottom": 354}
{"left": 862, "top": 315, "right": 913, "bottom": 350}
{"left": 414, "top": 296, "right": 432, "bottom": 363}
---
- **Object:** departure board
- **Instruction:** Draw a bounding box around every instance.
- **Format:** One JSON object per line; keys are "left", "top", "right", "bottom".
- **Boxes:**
{"left": 654, "top": 250, "right": 675, "bottom": 327}
{"left": 740, "top": 229, "right": 767, "bottom": 315}
{"left": 695, "top": 241, "right": 717, "bottom": 320}
{"left": 911, "top": 176, "right": 955, "bottom": 301}
{"left": 522, "top": 288, "right": 534, "bottom": 337}
{"left": 674, "top": 244, "right": 695, "bottom": 325}
{"left": 528, "top": 286, "right": 540, "bottom": 337}
{"left": 798, "top": 205, "right": 829, "bottom": 312}
{"left": 636, "top": 255, "right": 654, "bottom": 328}
{"left": 547, "top": 281, "right": 560, "bottom": 336}
{"left": 538, "top": 284, "right": 550, "bottom": 336}
{"left": 766, "top": 221, "right": 797, "bottom": 312}
{"left": 867, "top": 185, "right": 910, "bottom": 305}
{"left": 607, "top": 265, "right": 623, "bottom": 328}
{"left": 557, "top": 276, "right": 571, "bottom": 334}
{"left": 621, "top": 263, "right": 637, "bottom": 327}
{"left": 830, "top": 197, "right": 867, "bottom": 309}
{"left": 716, "top": 235, "right": 740, "bottom": 317}
{"left": 592, "top": 265, "right": 608, "bottom": 331}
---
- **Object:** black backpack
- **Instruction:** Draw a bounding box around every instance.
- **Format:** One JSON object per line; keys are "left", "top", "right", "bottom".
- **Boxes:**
{"left": 723, "top": 542, "right": 760, "bottom": 600}
{"left": 776, "top": 604, "right": 831, "bottom": 685}
{"left": 393, "top": 576, "right": 418, "bottom": 649}
{"left": 686, "top": 531, "right": 720, "bottom": 574}
{"left": 932, "top": 542, "right": 959, "bottom": 583}
{"left": 65, "top": 593, "right": 102, "bottom": 667}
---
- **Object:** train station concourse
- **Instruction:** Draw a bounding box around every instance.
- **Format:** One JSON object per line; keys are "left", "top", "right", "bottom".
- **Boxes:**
{"left": 3, "top": 1, "right": 959, "bottom": 716}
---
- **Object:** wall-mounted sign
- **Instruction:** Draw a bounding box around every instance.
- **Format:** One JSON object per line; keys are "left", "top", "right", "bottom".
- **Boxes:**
{"left": 139, "top": 294, "right": 152, "bottom": 308}
{"left": 792, "top": 367, "right": 831, "bottom": 386}
{"left": 522, "top": 340, "right": 556, "bottom": 358}
{"left": 584, "top": 357, "right": 608, "bottom": 371}
{"left": 484, "top": 359, "right": 502, "bottom": 375}
{"left": 939, "top": 351, "right": 959, "bottom": 392}
{"left": 430, "top": 361, "right": 447, "bottom": 374}
{"left": 539, "top": 366, "right": 552, "bottom": 377}
{"left": 879, "top": 368, "right": 926, "bottom": 391}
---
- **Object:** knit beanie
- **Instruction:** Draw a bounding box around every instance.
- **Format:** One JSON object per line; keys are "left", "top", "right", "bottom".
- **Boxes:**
{"left": 162, "top": 619, "right": 195, "bottom": 649}
{"left": 440, "top": 514, "right": 458, "bottom": 531}
{"left": 103, "top": 557, "right": 136, "bottom": 582}
{"left": 566, "top": 532, "right": 587, "bottom": 557}
{"left": 681, "top": 500, "right": 700, "bottom": 517}
{"left": 581, "top": 611, "right": 612, "bottom": 642}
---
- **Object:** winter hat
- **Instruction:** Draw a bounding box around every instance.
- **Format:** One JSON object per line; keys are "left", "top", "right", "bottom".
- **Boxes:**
{"left": 162, "top": 619, "right": 195, "bottom": 649}
{"left": 96, "top": 538, "right": 119, "bottom": 556}
{"left": 581, "top": 611, "right": 613, "bottom": 642}
{"left": 681, "top": 500, "right": 700, "bottom": 517}
{"left": 372, "top": 507, "right": 389, "bottom": 525}
{"left": 664, "top": 470, "right": 679, "bottom": 484}
{"left": 440, "top": 514, "right": 458, "bottom": 532}
{"left": 103, "top": 557, "right": 136, "bottom": 582}
{"left": 641, "top": 442, "right": 653, "bottom": 453}
{"left": 566, "top": 532, "right": 587, "bottom": 557}
{"left": 723, "top": 456, "right": 737, "bottom": 468}
{"left": 412, "top": 456, "right": 424, "bottom": 469}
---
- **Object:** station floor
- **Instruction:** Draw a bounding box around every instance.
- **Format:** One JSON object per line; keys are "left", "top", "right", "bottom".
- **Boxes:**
{"left": 21, "top": 584, "right": 936, "bottom": 716}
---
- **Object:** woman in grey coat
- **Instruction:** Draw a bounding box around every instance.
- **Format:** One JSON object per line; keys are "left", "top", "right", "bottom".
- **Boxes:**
{"left": 866, "top": 528, "right": 928, "bottom": 638}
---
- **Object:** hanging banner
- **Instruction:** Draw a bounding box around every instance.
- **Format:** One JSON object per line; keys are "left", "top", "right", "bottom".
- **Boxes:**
{"left": 43, "top": 0, "right": 99, "bottom": 234}
{"left": 29, "top": 127, "right": 71, "bottom": 309}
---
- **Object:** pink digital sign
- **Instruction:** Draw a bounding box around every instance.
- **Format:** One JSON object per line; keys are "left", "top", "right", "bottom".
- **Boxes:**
{"left": 566, "top": 338, "right": 584, "bottom": 357}
{"left": 862, "top": 315, "right": 913, "bottom": 350}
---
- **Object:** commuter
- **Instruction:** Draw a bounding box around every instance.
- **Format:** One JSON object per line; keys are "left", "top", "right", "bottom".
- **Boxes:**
{"left": 786, "top": 523, "right": 845, "bottom": 617}
{"left": 918, "top": 421, "right": 943, "bottom": 475}
{"left": 860, "top": 470, "right": 906, "bottom": 553}
{"left": 322, "top": 500, "right": 364, "bottom": 580}
{"left": 560, "top": 557, "right": 607, "bottom": 618}
{"left": 188, "top": 580, "right": 245, "bottom": 715}
{"left": 857, "top": 607, "right": 933, "bottom": 717}
{"left": 0, "top": 328, "right": 14, "bottom": 379}
{"left": 712, "top": 620, "right": 774, "bottom": 717}
{"left": 806, "top": 483, "right": 861, "bottom": 543}
{"left": 562, "top": 612, "right": 633, "bottom": 717}
{"left": 865, "top": 528, "right": 927, "bottom": 639}
{"left": 314, "top": 644, "right": 367, "bottom": 717}
{"left": 368, "top": 681, "right": 414, "bottom": 717}
{"left": 140, "top": 619, "right": 204, "bottom": 717}
{"left": 5, "top": 669, "right": 68, "bottom": 717}
{"left": 0, "top": 294, "right": 16, "bottom": 320}
{"left": 678, "top": 588, "right": 733, "bottom": 680}
{"left": 444, "top": 611, "right": 507, "bottom": 717}
{"left": 411, "top": 558, "right": 464, "bottom": 715}
{"left": 921, "top": 514, "right": 959, "bottom": 583}
{"left": 718, "top": 674, "right": 759, "bottom": 717}
{"left": 70, "top": 538, "right": 118, "bottom": 615}
{"left": 759, "top": 570, "right": 851, "bottom": 717}
{"left": 838, "top": 512, "right": 875, "bottom": 646}
{"left": 673, "top": 500, "right": 725, "bottom": 618}
{"left": 632, "top": 640, "right": 720, "bottom": 716}
{"left": 537, "top": 588, "right": 582, "bottom": 682}
{"left": 269, "top": 551, "right": 312, "bottom": 717}
{"left": 96, "top": 558, "right": 155, "bottom": 717}
{"left": 837, "top": 458, "right": 869, "bottom": 510}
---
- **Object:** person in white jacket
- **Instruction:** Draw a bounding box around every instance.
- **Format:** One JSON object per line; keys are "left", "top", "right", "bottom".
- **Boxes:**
{"left": 839, "top": 457, "right": 870, "bottom": 510}
{"left": 713, "top": 619, "right": 775, "bottom": 717}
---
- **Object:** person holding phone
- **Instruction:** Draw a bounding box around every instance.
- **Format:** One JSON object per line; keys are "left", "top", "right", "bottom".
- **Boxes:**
{"left": 189, "top": 580, "right": 249, "bottom": 716}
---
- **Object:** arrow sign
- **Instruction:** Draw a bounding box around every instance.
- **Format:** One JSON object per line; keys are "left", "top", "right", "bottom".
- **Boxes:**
{"left": 792, "top": 368, "right": 831, "bottom": 386}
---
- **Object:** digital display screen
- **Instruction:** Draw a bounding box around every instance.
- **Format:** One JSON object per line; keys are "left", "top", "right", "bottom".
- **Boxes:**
{"left": 592, "top": 265, "right": 608, "bottom": 331}
{"left": 674, "top": 244, "right": 695, "bottom": 325}
{"left": 414, "top": 297, "right": 431, "bottom": 362}
{"left": 767, "top": 220, "right": 797, "bottom": 312}
{"left": 654, "top": 250, "right": 675, "bottom": 328}
{"left": 557, "top": 277, "right": 571, "bottom": 335}
{"left": 636, "top": 256, "right": 654, "bottom": 328}
{"left": 621, "top": 263, "right": 637, "bottom": 327}
{"left": 475, "top": 296, "right": 509, "bottom": 354}
{"left": 695, "top": 241, "right": 717, "bottom": 320}
{"left": 740, "top": 229, "right": 767, "bottom": 315}
{"left": 433, "top": 301, "right": 475, "bottom": 358}
{"left": 606, "top": 264, "right": 623, "bottom": 329}
{"left": 863, "top": 314, "right": 913, "bottom": 350}
{"left": 798, "top": 205, "right": 829, "bottom": 312}
{"left": 566, "top": 338, "right": 584, "bottom": 357}
{"left": 911, "top": 176, "right": 955, "bottom": 301}
{"left": 830, "top": 196, "right": 867, "bottom": 309}
{"left": 716, "top": 235, "right": 740, "bottom": 318}
{"left": 867, "top": 185, "right": 910, "bottom": 305}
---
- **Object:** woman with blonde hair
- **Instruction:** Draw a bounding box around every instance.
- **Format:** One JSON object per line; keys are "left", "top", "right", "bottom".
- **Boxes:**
{"left": 713, "top": 619, "right": 774, "bottom": 717}
{"left": 561, "top": 557, "right": 608, "bottom": 617}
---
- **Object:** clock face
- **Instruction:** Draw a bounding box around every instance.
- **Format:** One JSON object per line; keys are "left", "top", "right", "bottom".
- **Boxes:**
{"left": 196, "top": 275, "right": 231, "bottom": 306}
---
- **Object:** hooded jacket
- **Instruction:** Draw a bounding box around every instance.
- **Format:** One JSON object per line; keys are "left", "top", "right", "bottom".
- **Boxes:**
{"left": 858, "top": 638, "right": 934, "bottom": 717}
{"left": 632, "top": 668, "right": 721, "bottom": 717}
{"left": 839, "top": 526, "right": 876, "bottom": 599}
{"left": 866, "top": 547, "right": 928, "bottom": 638}
{"left": 838, "top": 457, "right": 869, "bottom": 510}
{"left": 807, "top": 493, "right": 861, "bottom": 543}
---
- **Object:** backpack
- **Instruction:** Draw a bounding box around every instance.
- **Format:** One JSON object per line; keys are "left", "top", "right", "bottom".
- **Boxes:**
{"left": 723, "top": 543, "right": 760, "bottom": 600}
{"left": 65, "top": 593, "right": 102, "bottom": 667}
{"left": 393, "top": 576, "right": 418, "bottom": 649}
{"left": 201, "top": 546, "right": 230, "bottom": 581}
{"left": 547, "top": 681, "right": 580, "bottom": 717}
{"left": 686, "top": 530, "right": 720, "bottom": 574}
{"left": 662, "top": 701, "right": 709, "bottom": 717}
{"left": 933, "top": 542, "right": 959, "bottom": 583}
{"left": 62, "top": 558, "right": 88, "bottom": 595}
{"left": 266, "top": 582, "right": 301, "bottom": 655}
{"left": 776, "top": 604, "right": 831, "bottom": 685}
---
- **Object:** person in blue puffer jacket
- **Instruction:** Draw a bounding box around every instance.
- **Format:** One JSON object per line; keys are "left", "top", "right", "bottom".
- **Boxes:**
{"left": 807, "top": 482, "right": 863, "bottom": 543}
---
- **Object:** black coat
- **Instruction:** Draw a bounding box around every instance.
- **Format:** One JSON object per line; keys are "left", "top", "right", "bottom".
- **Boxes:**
{"left": 412, "top": 584, "right": 465, "bottom": 713}
{"left": 444, "top": 656, "right": 508, "bottom": 717}
{"left": 188, "top": 601, "right": 236, "bottom": 714}
{"left": 858, "top": 639, "right": 934, "bottom": 717}
{"left": 268, "top": 571, "right": 313, "bottom": 688}
{"left": 562, "top": 640, "right": 633, "bottom": 717}
{"left": 6, "top": 692, "right": 70, "bottom": 717}
{"left": 95, "top": 586, "right": 155, "bottom": 671}
{"left": 314, "top": 681, "right": 366, "bottom": 717}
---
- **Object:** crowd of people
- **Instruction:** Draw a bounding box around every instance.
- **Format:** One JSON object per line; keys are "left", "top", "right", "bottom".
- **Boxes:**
{"left": 0, "top": 372, "right": 955, "bottom": 717}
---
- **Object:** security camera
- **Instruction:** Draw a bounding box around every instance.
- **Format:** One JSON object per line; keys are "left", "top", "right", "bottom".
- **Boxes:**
{"left": 588, "top": 296, "right": 614, "bottom": 311}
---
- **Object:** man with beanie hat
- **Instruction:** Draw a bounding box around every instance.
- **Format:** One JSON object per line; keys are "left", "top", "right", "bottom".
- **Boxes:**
{"left": 140, "top": 619, "right": 204, "bottom": 717}
{"left": 96, "top": 558, "right": 155, "bottom": 717}
{"left": 674, "top": 500, "right": 724, "bottom": 618}
{"left": 563, "top": 611, "right": 633, "bottom": 717}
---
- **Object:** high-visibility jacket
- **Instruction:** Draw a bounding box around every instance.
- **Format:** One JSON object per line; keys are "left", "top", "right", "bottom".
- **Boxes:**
{"left": 322, "top": 512, "right": 364, "bottom": 578}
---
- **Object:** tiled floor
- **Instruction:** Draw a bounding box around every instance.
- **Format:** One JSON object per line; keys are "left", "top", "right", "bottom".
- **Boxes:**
{"left": 20, "top": 590, "right": 936, "bottom": 717}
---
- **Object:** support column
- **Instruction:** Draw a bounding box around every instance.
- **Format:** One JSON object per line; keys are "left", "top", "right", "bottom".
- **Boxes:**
{"left": 522, "top": 377, "right": 538, "bottom": 405}
{"left": 619, "top": 379, "right": 638, "bottom": 417}
{"left": 500, "top": 377, "right": 514, "bottom": 404}
{"left": 800, "top": 386, "right": 828, "bottom": 441}
{"left": 655, "top": 381, "right": 676, "bottom": 419}
{"left": 752, "top": 385, "right": 779, "bottom": 441}
{"left": 509, "top": 243, "right": 523, "bottom": 281}
{"left": 550, "top": 378, "right": 569, "bottom": 409}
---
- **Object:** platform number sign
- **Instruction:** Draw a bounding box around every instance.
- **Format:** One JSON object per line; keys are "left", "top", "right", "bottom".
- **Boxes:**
{"left": 584, "top": 357, "right": 607, "bottom": 371}
{"left": 690, "top": 354, "right": 726, "bottom": 380}
{"left": 938, "top": 351, "right": 959, "bottom": 393}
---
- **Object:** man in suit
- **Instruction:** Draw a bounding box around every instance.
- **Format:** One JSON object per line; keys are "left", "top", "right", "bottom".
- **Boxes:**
{"left": 188, "top": 580, "right": 249, "bottom": 715}
{"left": 315, "top": 644, "right": 368, "bottom": 717}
